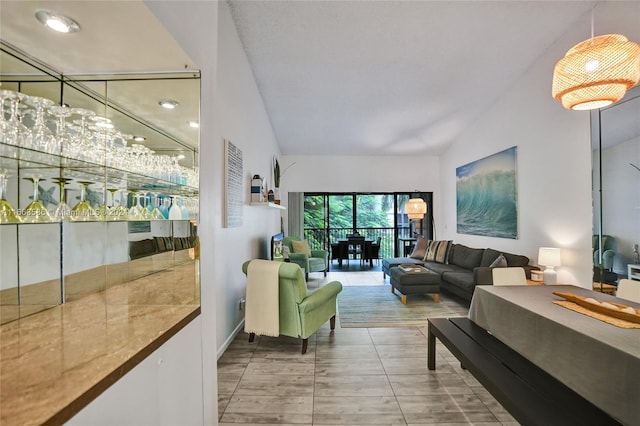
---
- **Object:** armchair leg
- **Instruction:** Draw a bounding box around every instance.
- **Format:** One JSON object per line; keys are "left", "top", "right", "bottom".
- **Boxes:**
{"left": 324, "top": 270, "right": 327, "bottom": 277}
{"left": 330, "top": 315, "right": 336, "bottom": 330}
{"left": 248, "top": 332, "right": 255, "bottom": 343}
{"left": 301, "top": 338, "right": 308, "bottom": 354}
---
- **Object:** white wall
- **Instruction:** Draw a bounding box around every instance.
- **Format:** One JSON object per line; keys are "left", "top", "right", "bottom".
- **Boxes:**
{"left": 214, "top": 0, "right": 284, "bottom": 348}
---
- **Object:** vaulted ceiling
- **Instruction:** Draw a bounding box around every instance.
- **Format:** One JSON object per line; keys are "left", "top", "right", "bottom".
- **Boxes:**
{"left": 228, "top": 0, "right": 639, "bottom": 156}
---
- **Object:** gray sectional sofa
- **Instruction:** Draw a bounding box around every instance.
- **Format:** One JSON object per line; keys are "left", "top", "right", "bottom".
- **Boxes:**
{"left": 382, "top": 242, "right": 534, "bottom": 303}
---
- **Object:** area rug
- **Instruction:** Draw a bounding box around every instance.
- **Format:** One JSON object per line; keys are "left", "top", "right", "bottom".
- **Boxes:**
{"left": 337, "top": 285, "right": 461, "bottom": 328}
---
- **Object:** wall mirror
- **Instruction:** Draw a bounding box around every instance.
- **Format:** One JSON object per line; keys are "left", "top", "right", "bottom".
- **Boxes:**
{"left": 0, "top": 42, "right": 200, "bottom": 324}
{"left": 592, "top": 85, "right": 640, "bottom": 290}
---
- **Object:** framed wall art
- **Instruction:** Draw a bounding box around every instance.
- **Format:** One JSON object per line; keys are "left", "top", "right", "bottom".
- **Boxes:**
{"left": 224, "top": 138, "right": 243, "bottom": 228}
{"left": 456, "top": 146, "right": 518, "bottom": 239}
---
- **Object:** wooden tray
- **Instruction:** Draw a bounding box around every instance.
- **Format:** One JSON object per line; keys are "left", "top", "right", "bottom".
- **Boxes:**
{"left": 553, "top": 291, "right": 640, "bottom": 324}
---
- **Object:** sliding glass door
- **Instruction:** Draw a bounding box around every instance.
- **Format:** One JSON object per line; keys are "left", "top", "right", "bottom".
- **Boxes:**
{"left": 303, "top": 192, "right": 433, "bottom": 258}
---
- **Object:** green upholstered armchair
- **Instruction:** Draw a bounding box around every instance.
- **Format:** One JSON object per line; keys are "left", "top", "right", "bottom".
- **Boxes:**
{"left": 282, "top": 236, "right": 329, "bottom": 280}
{"left": 593, "top": 234, "right": 616, "bottom": 271}
{"left": 242, "top": 260, "right": 342, "bottom": 354}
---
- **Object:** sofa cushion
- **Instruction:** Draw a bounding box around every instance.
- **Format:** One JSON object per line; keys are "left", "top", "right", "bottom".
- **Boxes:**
{"left": 481, "top": 248, "right": 502, "bottom": 267}
{"left": 441, "top": 271, "right": 476, "bottom": 293}
{"left": 481, "top": 247, "right": 529, "bottom": 267}
{"left": 291, "top": 239, "right": 311, "bottom": 256}
{"left": 490, "top": 254, "right": 508, "bottom": 268}
{"left": 423, "top": 261, "right": 469, "bottom": 275}
{"left": 449, "top": 244, "right": 484, "bottom": 270}
{"left": 424, "top": 240, "right": 452, "bottom": 263}
{"left": 503, "top": 252, "right": 530, "bottom": 267}
{"left": 409, "top": 235, "right": 430, "bottom": 259}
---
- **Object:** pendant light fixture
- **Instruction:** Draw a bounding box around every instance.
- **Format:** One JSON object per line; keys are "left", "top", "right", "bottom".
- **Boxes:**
{"left": 552, "top": 33, "right": 640, "bottom": 111}
{"left": 405, "top": 198, "right": 427, "bottom": 220}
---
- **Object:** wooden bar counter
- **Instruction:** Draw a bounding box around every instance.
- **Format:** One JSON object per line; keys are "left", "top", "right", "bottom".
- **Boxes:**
{"left": 0, "top": 260, "right": 200, "bottom": 426}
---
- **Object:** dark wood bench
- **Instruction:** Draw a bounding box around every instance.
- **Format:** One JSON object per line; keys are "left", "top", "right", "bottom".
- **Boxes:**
{"left": 427, "top": 317, "right": 621, "bottom": 426}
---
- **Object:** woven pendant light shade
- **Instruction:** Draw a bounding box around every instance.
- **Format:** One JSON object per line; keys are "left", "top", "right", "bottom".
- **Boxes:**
{"left": 405, "top": 198, "right": 427, "bottom": 220}
{"left": 552, "top": 34, "right": 640, "bottom": 110}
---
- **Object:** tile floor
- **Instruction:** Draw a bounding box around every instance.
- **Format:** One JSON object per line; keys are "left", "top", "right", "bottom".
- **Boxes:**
{"left": 217, "top": 268, "right": 519, "bottom": 425}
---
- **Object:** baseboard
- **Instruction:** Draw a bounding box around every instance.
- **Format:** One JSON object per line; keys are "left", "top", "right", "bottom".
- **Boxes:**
{"left": 217, "top": 319, "right": 245, "bottom": 359}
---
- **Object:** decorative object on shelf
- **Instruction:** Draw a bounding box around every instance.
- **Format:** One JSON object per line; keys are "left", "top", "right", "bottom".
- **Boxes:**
{"left": 456, "top": 147, "right": 518, "bottom": 239}
{"left": 552, "top": 33, "right": 640, "bottom": 110}
{"left": 251, "top": 174, "right": 265, "bottom": 203}
{"left": 538, "top": 247, "right": 561, "bottom": 285}
{"left": 268, "top": 189, "right": 275, "bottom": 202}
{"left": 273, "top": 156, "right": 281, "bottom": 205}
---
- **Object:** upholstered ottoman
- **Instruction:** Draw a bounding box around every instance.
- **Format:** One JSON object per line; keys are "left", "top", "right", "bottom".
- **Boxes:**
{"left": 389, "top": 265, "right": 440, "bottom": 304}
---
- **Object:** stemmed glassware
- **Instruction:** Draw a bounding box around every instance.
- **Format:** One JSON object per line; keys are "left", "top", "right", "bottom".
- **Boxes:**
{"left": 51, "top": 177, "right": 73, "bottom": 221}
{"left": 25, "top": 96, "right": 56, "bottom": 154}
{"left": 127, "top": 190, "right": 144, "bottom": 220}
{"left": 0, "top": 90, "right": 31, "bottom": 147}
{"left": 49, "top": 105, "right": 75, "bottom": 159}
{"left": 69, "top": 108, "right": 96, "bottom": 162}
{"left": 0, "top": 170, "right": 21, "bottom": 223}
{"left": 22, "top": 176, "right": 52, "bottom": 223}
{"left": 93, "top": 183, "right": 109, "bottom": 220}
{"left": 148, "top": 192, "right": 165, "bottom": 220}
{"left": 71, "top": 181, "right": 97, "bottom": 221}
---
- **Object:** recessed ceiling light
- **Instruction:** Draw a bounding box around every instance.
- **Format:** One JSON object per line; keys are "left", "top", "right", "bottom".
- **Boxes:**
{"left": 133, "top": 135, "right": 146, "bottom": 142}
{"left": 188, "top": 120, "right": 200, "bottom": 128}
{"left": 158, "top": 99, "right": 179, "bottom": 109}
{"left": 176, "top": 154, "right": 186, "bottom": 160}
{"left": 35, "top": 10, "right": 80, "bottom": 33}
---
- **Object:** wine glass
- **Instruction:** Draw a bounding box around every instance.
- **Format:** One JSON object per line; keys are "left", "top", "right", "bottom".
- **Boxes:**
{"left": 158, "top": 195, "right": 170, "bottom": 219}
{"left": 148, "top": 192, "right": 165, "bottom": 220}
{"left": 127, "top": 190, "right": 144, "bottom": 220}
{"left": 0, "top": 90, "right": 31, "bottom": 147}
{"left": 49, "top": 105, "right": 75, "bottom": 159}
{"left": 71, "top": 181, "right": 97, "bottom": 221}
{"left": 0, "top": 170, "right": 21, "bottom": 223}
{"left": 93, "top": 182, "right": 109, "bottom": 221}
{"left": 106, "top": 187, "right": 119, "bottom": 221}
{"left": 22, "top": 176, "right": 52, "bottom": 223}
{"left": 69, "top": 108, "right": 96, "bottom": 161}
{"left": 25, "top": 96, "right": 56, "bottom": 154}
{"left": 51, "top": 177, "right": 73, "bottom": 221}
{"left": 112, "top": 187, "right": 129, "bottom": 220}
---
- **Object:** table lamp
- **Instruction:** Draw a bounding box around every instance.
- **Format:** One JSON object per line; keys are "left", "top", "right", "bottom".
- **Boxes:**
{"left": 538, "top": 247, "right": 561, "bottom": 285}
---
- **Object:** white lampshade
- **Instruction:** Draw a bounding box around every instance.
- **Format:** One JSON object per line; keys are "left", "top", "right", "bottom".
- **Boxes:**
{"left": 538, "top": 247, "right": 561, "bottom": 285}
{"left": 405, "top": 198, "right": 427, "bottom": 220}
{"left": 538, "top": 247, "right": 561, "bottom": 267}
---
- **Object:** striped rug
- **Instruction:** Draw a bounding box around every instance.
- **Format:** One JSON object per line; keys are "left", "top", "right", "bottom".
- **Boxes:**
{"left": 337, "top": 285, "right": 463, "bottom": 328}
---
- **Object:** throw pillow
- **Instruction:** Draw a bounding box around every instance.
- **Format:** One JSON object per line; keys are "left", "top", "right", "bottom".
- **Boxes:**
{"left": 489, "top": 254, "right": 508, "bottom": 268}
{"left": 291, "top": 239, "right": 311, "bottom": 256}
{"left": 409, "top": 235, "right": 430, "bottom": 259}
{"left": 424, "top": 240, "right": 452, "bottom": 264}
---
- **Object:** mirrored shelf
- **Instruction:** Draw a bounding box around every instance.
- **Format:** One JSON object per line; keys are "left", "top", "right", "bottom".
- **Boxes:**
{"left": 0, "top": 142, "right": 198, "bottom": 197}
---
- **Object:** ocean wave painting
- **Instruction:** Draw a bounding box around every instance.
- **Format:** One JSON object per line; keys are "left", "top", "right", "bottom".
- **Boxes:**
{"left": 456, "top": 147, "right": 518, "bottom": 239}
